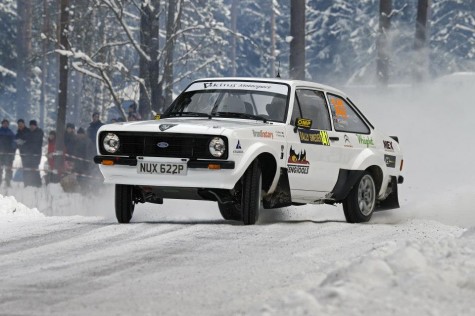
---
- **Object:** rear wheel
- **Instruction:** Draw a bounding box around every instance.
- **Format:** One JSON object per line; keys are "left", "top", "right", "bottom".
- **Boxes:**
{"left": 343, "top": 172, "right": 376, "bottom": 223}
{"left": 218, "top": 203, "right": 242, "bottom": 221}
{"left": 115, "top": 184, "right": 135, "bottom": 223}
{"left": 241, "top": 160, "right": 262, "bottom": 225}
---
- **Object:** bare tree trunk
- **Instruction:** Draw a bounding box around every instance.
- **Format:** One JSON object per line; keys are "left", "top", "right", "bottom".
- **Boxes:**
{"left": 289, "top": 0, "right": 305, "bottom": 80}
{"left": 16, "top": 0, "right": 33, "bottom": 119}
{"left": 270, "top": 0, "right": 276, "bottom": 77}
{"left": 414, "top": 0, "right": 431, "bottom": 83}
{"left": 230, "top": 0, "right": 238, "bottom": 77}
{"left": 40, "top": 0, "right": 50, "bottom": 128}
{"left": 55, "top": 0, "right": 70, "bottom": 159}
{"left": 139, "top": 0, "right": 160, "bottom": 118}
{"left": 163, "top": 0, "right": 182, "bottom": 107}
{"left": 376, "top": 0, "right": 392, "bottom": 86}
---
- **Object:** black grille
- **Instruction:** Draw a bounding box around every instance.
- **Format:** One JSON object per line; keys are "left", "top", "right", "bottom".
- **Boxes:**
{"left": 99, "top": 132, "right": 228, "bottom": 159}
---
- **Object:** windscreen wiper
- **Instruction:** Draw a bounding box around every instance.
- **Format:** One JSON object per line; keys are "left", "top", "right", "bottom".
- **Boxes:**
{"left": 162, "top": 112, "right": 212, "bottom": 119}
{"left": 212, "top": 111, "right": 268, "bottom": 123}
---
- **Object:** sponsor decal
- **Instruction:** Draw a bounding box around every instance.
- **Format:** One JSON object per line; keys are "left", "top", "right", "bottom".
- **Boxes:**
{"left": 159, "top": 124, "right": 177, "bottom": 131}
{"left": 233, "top": 140, "right": 244, "bottom": 154}
{"left": 384, "top": 155, "right": 396, "bottom": 168}
{"left": 252, "top": 130, "right": 274, "bottom": 139}
{"left": 275, "top": 130, "right": 285, "bottom": 138}
{"left": 157, "top": 142, "right": 169, "bottom": 148}
{"left": 357, "top": 134, "right": 374, "bottom": 147}
{"left": 185, "top": 81, "right": 288, "bottom": 95}
{"left": 383, "top": 140, "right": 394, "bottom": 152}
{"left": 330, "top": 96, "right": 348, "bottom": 120}
{"left": 287, "top": 147, "right": 310, "bottom": 174}
{"left": 298, "top": 129, "right": 330, "bottom": 146}
{"left": 296, "top": 117, "right": 312, "bottom": 129}
{"left": 344, "top": 134, "right": 353, "bottom": 147}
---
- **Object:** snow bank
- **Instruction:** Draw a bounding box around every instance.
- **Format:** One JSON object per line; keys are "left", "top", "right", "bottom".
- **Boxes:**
{"left": 260, "top": 229, "right": 475, "bottom": 315}
{"left": 0, "top": 183, "right": 114, "bottom": 218}
{"left": 0, "top": 194, "right": 43, "bottom": 218}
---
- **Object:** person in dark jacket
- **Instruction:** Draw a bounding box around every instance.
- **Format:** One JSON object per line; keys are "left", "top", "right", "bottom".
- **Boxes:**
{"left": 64, "top": 123, "right": 76, "bottom": 156}
{"left": 23, "top": 120, "right": 44, "bottom": 187}
{"left": 14, "top": 119, "right": 30, "bottom": 184}
{"left": 0, "top": 119, "right": 16, "bottom": 187}
{"left": 127, "top": 102, "right": 142, "bottom": 121}
{"left": 86, "top": 112, "right": 103, "bottom": 145}
{"left": 64, "top": 122, "right": 76, "bottom": 171}
{"left": 73, "top": 128, "right": 96, "bottom": 191}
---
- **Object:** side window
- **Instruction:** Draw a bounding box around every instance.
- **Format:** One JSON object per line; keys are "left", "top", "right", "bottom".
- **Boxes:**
{"left": 327, "top": 94, "right": 370, "bottom": 134}
{"left": 295, "top": 89, "right": 332, "bottom": 130}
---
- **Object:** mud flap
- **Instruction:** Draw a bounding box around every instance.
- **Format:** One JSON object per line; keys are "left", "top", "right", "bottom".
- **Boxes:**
{"left": 263, "top": 168, "right": 292, "bottom": 209}
{"left": 376, "top": 176, "right": 400, "bottom": 211}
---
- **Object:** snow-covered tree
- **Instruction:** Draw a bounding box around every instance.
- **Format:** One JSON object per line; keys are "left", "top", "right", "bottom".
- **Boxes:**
{"left": 0, "top": 0, "right": 17, "bottom": 117}
{"left": 431, "top": 0, "right": 475, "bottom": 75}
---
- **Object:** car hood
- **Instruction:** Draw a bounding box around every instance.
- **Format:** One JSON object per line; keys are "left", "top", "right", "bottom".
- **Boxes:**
{"left": 99, "top": 118, "right": 281, "bottom": 135}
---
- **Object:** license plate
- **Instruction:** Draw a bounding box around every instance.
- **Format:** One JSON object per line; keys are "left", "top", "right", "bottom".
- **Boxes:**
{"left": 137, "top": 162, "right": 187, "bottom": 175}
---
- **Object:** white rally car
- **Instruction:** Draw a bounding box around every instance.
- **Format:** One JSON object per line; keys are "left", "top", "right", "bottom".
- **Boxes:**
{"left": 95, "top": 78, "right": 404, "bottom": 224}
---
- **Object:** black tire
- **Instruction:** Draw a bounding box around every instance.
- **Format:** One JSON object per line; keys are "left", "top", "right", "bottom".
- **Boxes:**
{"left": 241, "top": 160, "right": 262, "bottom": 225}
{"left": 115, "top": 184, "right": 135, "bottom": 223}
{"left": 218, "top": 203, "right": 242, "bottom": 221}
{"left": 343, "top": 172, "right": 376, "bottom": 223}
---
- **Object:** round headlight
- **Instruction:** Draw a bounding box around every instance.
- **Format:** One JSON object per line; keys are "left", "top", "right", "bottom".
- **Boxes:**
{"left": 103, "top": 133, "right": 120, "bottom": 153}
{"left": 209, "top": 137, "right": 226, "bottom": 158}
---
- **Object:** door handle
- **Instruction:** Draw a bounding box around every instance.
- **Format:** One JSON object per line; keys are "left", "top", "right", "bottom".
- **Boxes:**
{"left": 329, "top": 136, "right": 339, "bottom": 141}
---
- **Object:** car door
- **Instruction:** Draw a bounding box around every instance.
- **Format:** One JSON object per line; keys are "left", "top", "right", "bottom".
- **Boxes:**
{"left": 285, "top": 89, "right": 341, "bottom": 201}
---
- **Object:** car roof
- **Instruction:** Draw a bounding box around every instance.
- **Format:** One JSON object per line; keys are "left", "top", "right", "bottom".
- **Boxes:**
{"left": 194, "top": 77, "right": 348, "bottom": 98}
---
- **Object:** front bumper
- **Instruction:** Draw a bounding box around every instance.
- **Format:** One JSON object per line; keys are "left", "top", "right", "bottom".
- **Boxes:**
{"left": 94, "top": 155, "right": 235, "bottom": 169}
{"left": 95, "top": 156, "right": 238, "bottom": 189}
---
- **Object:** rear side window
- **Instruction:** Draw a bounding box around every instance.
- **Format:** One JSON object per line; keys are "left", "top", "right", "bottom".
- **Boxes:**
{"left": 294, "top": 89, "right": 332, "bottom": 130}
{"left": 327, "top": 94, "right": 369, "bottom": 134}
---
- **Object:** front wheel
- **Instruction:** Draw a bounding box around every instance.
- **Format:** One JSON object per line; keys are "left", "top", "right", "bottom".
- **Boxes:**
{"left": 241, "top": 160, "right": 262, "bottom": 225}
{"left": 343, "top": 172, "right": 376, "bottom": 223}
{"left": 115, "top": 184, "right": 135, "bottom": 223}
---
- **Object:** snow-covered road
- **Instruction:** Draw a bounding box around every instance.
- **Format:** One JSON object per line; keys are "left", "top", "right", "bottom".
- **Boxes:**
{"left": 1, "top": 84, "right": 475, "bottom": 315}
{"left": 1, "top": 200, "right": 473, "bottom": 316}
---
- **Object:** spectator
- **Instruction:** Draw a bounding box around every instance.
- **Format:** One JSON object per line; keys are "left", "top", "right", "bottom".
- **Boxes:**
{"left": 0, "top": 119, "right": 16, "bottom": 187}
{"left": 23, "top": 120, "right": 44, "bottom": 187}
{"left": 46, "top": 131, "right": 60, "bottom": 184}
{"left": 128, "top": 102, "right": 142, "bottom": 121}
{"left": 73, "top": 127, "right": 96, "bottom": 191}
{"left": 64, "top": 123, "right": 76, "bottom": 157}
{"left": 87, "top": 112, "right": 103, "bottom": 145}
{"left": 14, "top": 119, "right": 30, "bottom": 184}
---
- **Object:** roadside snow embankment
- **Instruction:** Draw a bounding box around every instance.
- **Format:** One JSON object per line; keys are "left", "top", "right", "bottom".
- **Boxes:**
{"left": 261, "top": 228, "right": 475, "bottom": 316}
{"left": 0, "top": 194, "right": 44, "bottom": 218}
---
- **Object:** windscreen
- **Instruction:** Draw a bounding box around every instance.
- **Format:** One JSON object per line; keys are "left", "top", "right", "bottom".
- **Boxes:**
{"left": 164, "top": 81, "right": 289, "bottom": 122}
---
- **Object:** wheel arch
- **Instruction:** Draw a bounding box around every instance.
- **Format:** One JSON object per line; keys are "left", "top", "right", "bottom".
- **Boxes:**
{"left": 330, "top": 165, "right": 384, "bottom": 202}
{"left": 256, "top": 152, "right": 277, "bottom": 193}
{"left": 366, "top": 165, "right": 383, "bottom": 197}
